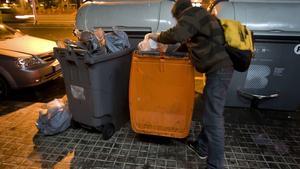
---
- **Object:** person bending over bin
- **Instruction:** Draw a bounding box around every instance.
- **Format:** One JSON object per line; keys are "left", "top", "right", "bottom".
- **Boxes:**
{"left": 148, "top": 0, "right": 233, "bottom": 168}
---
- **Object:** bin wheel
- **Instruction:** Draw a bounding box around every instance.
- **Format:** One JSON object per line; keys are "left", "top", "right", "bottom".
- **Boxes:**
{"left": 71, "top": 119, "right": 81, "bottom": 129}
{"left": 102, "top": 123, "right": 115, "bottom": 140}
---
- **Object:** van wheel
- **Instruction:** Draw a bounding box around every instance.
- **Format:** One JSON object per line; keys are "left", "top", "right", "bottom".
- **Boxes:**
{"left": 102, "top": 123, "right": 115, "bottom": 140}
{"left": 0, "top": 77, "right": 8, "bottom": 100}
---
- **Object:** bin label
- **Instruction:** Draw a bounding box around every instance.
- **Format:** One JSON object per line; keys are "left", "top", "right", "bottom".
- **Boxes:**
{"left": 71, "top": 85, "right": 86, "bottom": 100}
{"left": 295, "top": 44, "right": 300, "bottom": 55}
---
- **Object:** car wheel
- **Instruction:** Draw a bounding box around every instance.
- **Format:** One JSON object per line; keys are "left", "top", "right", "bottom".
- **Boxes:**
{"left": 0, "top": 77, "right": 8, "bottom": 100}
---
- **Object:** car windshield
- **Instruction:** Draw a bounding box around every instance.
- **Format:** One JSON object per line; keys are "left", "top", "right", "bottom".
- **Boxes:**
{"left": 0, "top": 25, "right": 18, "bottom": 40}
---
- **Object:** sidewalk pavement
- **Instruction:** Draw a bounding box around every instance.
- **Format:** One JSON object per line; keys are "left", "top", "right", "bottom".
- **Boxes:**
{"left": 0, "top": 93, "right": 299, "bottom": 169}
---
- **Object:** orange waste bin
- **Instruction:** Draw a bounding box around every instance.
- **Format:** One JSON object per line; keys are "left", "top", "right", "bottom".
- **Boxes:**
{"left": 129, "top": 51, "right": 195, "bottom": 138}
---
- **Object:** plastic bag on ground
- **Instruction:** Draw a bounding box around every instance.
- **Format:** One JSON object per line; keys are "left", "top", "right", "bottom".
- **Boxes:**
{"left": 36, "top": 98, "right": 71, "bottom": 136}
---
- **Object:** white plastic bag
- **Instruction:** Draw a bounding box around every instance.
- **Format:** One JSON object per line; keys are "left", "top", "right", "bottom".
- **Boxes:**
{"left": 138, "top": 33, "right": 168, "bottom": 52}
{"left": 36, "top": 98, "right": 71, "bottom": 136}
{"left": 45, "top": 98, "right": 65, "bottom": 114}
{"left": 94, "top": 28, "right": 106, "bottom": 46}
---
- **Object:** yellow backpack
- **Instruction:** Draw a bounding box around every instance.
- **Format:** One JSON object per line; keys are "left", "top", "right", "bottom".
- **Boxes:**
{"left": 220, "top": 19, "right": 254, "bottom": 52}
{"left": 219, "top": 19, "right": 254, "bottom": 72}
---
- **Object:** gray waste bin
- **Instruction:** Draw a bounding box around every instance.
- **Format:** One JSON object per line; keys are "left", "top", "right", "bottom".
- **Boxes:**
{"left": 225, "top": 38, "right": 300, "bottom": 111}
{"left": 210, "top": 0, "right": 300, "bottom": 111}
{"left": 54, "top": 47, "right": 133, "bottom": 139}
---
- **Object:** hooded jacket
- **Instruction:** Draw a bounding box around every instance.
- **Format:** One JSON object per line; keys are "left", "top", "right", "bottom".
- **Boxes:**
{"left": 157, "top": 6, "right": 232, "bottom": 73}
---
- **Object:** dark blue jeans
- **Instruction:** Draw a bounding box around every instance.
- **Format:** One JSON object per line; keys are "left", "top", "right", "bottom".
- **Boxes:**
{"left": 197, "top": 67, "right": 234, "bottom": 169}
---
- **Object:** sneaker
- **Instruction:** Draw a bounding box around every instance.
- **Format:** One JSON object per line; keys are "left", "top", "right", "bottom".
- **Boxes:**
{"left": 187, "top": 141, "right": 208, "bottom": 160}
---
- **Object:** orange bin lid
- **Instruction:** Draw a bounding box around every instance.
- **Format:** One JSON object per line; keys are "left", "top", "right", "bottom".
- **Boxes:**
{"left": 129, "top": 51, "right": 195, "bottom": 138}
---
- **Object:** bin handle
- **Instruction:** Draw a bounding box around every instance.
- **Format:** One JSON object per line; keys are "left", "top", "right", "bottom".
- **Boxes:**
{"left": 136, "top": 51, "right": 188, "bottom": 59}
{"left": 66, "top": 49, "right": 85, "bottom": 66}
{"left": 167, "top": 51, "right": 188, "bottom": 58}
{"left": 137, "top": 51, "right": 160, "bottom": 56}
{"left": 269, "top": 29, "right": 284, "bottom": 33}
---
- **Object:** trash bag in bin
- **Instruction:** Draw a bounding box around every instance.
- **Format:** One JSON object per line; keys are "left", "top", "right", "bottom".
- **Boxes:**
{"left": 77, "top": 31, "right": 108, "bottom": 54}
{"left": 69, "top": 27, "right": 130, "bottom": 54}
{"left": 105, "top": 27, "right": 131, "bottom": 53}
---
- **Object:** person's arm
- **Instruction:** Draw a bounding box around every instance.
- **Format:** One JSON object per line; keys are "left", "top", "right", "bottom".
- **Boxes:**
{"left": 150, "top": 18, "right": 198, "bottom": 44}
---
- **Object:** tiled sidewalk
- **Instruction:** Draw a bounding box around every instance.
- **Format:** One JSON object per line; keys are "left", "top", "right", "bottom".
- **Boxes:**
{"left": 0, "top": 101, "right": 299, "bottom": 169}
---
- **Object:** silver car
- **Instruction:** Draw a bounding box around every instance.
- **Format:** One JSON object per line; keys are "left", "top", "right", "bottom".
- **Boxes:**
{"left": 0, "top": 24, "right": 61, "bottom": 99}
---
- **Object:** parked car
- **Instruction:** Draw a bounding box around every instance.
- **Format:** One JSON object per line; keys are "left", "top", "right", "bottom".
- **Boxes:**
{"left": 0, "top": 24, "right": 61, "bottom": 99}
{"left": 0, "top": 7, "right": 34, "bottom": 23}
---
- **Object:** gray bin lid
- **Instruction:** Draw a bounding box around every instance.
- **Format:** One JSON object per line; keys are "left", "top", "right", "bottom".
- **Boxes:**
{"left": 214, "top": 1, "right": 300, "bottom": 36}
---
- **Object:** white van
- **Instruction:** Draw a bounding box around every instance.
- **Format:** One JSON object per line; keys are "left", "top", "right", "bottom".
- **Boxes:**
{"left": 75, "top": 0, "right": 300, "bottom": 111}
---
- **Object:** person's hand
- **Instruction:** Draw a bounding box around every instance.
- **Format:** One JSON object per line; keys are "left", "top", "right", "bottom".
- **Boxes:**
{"left": 157, "top": 43, "right": 168, "bottom": 53}
{"left": 147, "top": 33, "right": 160, "bottom": 41}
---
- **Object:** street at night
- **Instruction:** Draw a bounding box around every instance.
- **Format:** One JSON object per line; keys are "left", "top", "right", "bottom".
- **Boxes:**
{"left": 1, "top": 0, "right": 300, "bottom": 169}
{"left": 7, "top": 16, "right": 75, "bottom": 42}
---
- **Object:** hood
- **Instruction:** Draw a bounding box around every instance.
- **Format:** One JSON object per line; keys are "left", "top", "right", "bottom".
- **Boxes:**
{"left": 0, "top": 35, "right": 57, "bottom": 58}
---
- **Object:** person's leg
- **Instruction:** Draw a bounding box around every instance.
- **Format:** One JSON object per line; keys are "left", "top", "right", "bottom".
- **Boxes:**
{"left": 187, "top": 127, "right": 208, "bottom": 159}
{"left": 196, "top": 126, "right": 208, "bottom": 154}
{"left": 187, "top": 85, "right": 208, "bottom": 159}
{"left": 201, "top": 67, "right": 233, "bottom": 169}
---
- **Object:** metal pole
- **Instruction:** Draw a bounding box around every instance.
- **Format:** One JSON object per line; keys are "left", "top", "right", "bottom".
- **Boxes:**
{"left": 32, "top": 0, "right": 38, "bottom": 24}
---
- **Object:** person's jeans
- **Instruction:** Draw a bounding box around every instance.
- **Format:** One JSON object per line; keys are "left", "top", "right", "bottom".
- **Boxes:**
{"left": 197, "top": 67, "right": 234, "bottom": 169}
